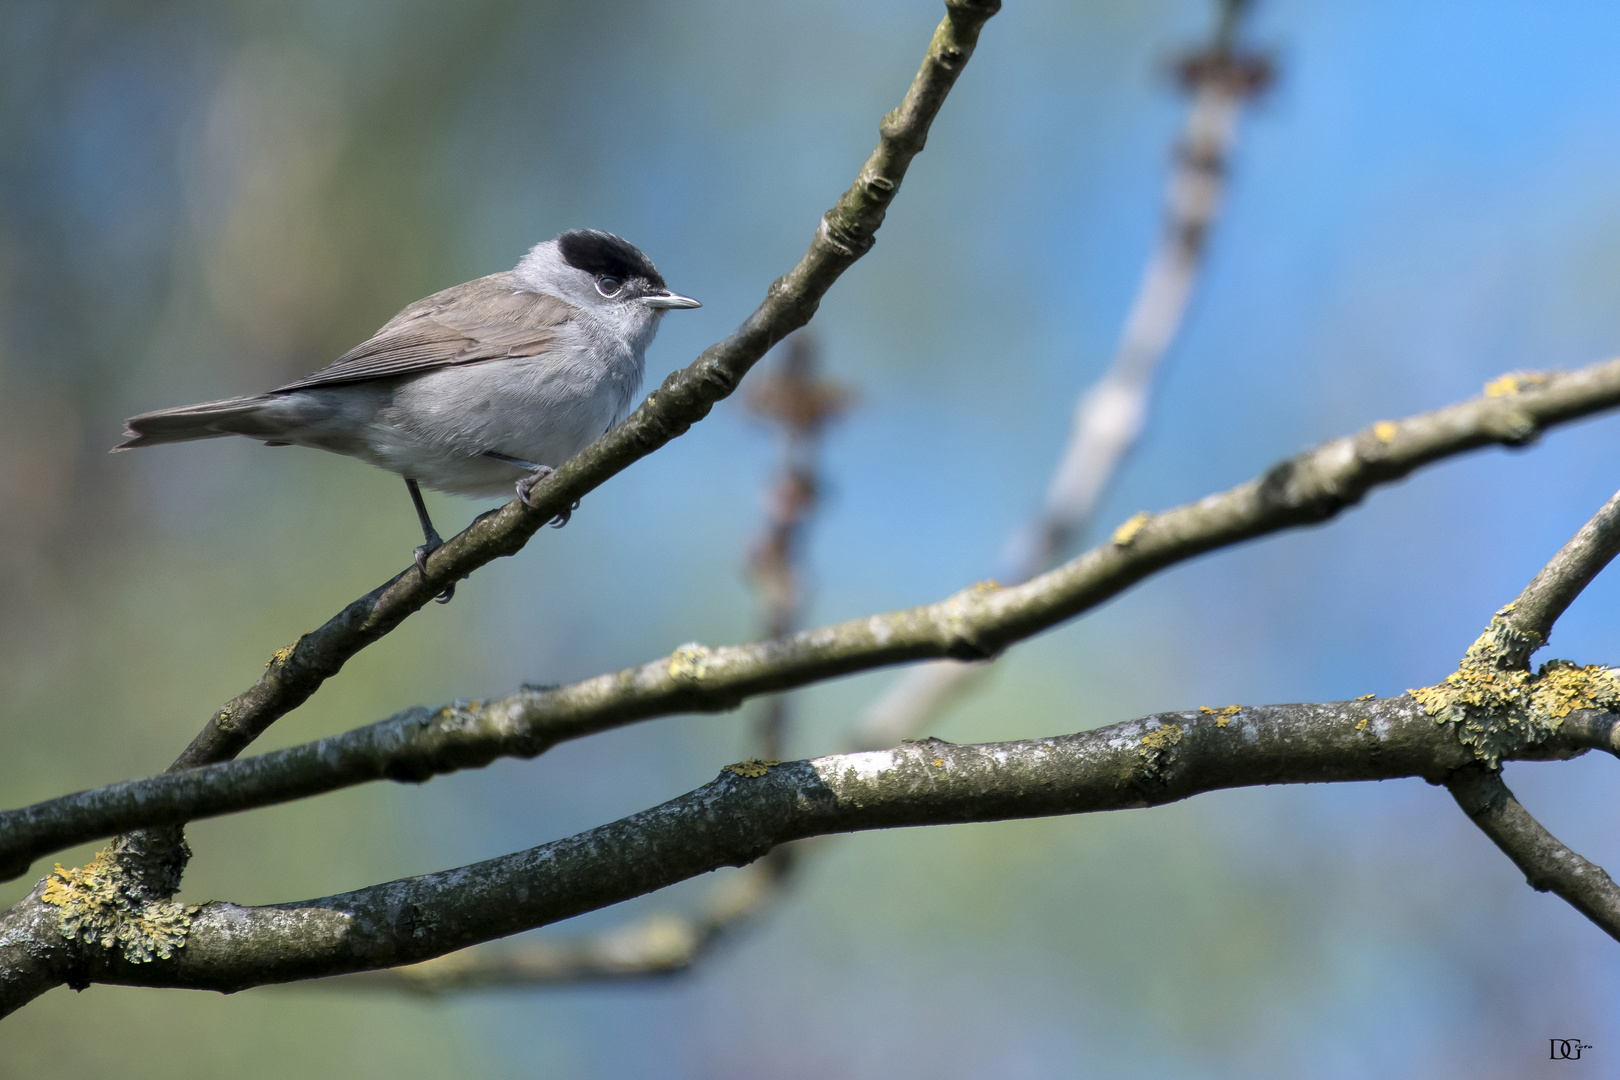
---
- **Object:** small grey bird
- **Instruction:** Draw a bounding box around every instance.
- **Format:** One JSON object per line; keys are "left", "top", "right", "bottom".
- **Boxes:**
{"left": 116, "top": 230, "right": 699, "bottom": 600}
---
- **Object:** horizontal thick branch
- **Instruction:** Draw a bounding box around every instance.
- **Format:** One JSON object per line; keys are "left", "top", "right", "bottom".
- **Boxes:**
{"left": 6, "top": 358, "right": 1620, "bottom": 878}
{"left": 166, "top": 0, "right": 1002, "bottom": 772}
{"left": 6, "top": 695, "right": 1608, "bottom": 1009}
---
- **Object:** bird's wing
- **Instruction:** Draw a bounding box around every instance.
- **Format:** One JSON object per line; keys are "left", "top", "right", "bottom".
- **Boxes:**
{"left": 275, "top": 273, "right": 578, "bottom": 391}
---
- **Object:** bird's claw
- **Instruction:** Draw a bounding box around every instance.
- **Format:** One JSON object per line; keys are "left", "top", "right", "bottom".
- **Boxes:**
{"left": 517, "top": 465, "right": 576, "bottom": 526}
{"left": 414, "top": 533, "right": 455, "bottom": 604}
{"left": 549, "top": 500, "right": 580, "bottom": 529}
{"left": 515, "top": 465, "right": 555, "bottom": 508}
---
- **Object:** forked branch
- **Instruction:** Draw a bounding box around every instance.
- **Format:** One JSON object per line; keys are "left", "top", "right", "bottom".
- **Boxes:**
{"left": 1435, "top": 486, "right": 1620, "bottom": 937}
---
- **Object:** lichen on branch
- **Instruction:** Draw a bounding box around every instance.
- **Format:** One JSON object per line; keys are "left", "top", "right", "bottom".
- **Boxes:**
{"left": 1410, "top": 613, "right": 1620, "bottom": 767}
{"left": 41, "top": 848, "right": 197, "bottom": 964}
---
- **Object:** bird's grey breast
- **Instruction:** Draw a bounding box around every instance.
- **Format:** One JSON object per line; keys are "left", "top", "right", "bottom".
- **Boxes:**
{"left": 384, "top": 298, "right": 644, "bottom": 466}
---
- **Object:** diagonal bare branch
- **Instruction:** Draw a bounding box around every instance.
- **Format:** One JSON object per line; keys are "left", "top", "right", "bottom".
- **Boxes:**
{"left": 1447, "top": 765, "right": 1620, "bottom": 941}
{"left": 165, "top": 0, "right": 1003, "bottom": 773}
{"left": 7, "top": 358, "right": 1620, "bottom": 877}
{"left": 1492, "top": 485, "right": 1620, "bottom": 666}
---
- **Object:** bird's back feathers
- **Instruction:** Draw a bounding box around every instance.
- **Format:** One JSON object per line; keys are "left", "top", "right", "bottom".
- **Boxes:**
{"left": 274, "top": 273, "right": 577, "bottom": 391}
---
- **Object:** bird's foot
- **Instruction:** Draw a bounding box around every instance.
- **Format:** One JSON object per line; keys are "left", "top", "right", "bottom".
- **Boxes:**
{"left": 515, "top": 465, "right": 555, "bottom": 508}
{"left": 414, "top": 531, "right": 455, "bottom": 604}
{"left": 514, "top": 465, "right": 578, "bottom": 529}
{"left": 493, "top": 460, "right": 576, "bottom": 527}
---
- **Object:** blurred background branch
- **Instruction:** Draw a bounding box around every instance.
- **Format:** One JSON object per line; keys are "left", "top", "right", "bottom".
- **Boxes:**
{"left": 859, "top": 0, "right": 1272, "bottom": 748}
{"left": 743, "top": 333, "right": 851, "bottom": 761}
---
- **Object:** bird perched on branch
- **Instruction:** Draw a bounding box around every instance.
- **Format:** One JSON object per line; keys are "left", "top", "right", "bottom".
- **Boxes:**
{"left": 115, "top": 230, "right": 700, "bottom": 600}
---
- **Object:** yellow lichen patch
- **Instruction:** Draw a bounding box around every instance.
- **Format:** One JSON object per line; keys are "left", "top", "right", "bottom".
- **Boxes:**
{"left": 436, "top": 699, "right": 483, "bottom": 728}
{"left": 722, "top": 758, "right": 779, "bottom": 778}
{"left": 1215, "top": 704, "right": 1241, "bottom": 728}
{"left": 1483, "top": 371, "right": 1548, "bottom": 398}
{"left": 1111, "top": 512, "right": 1150, "bottom": 548}
{"left": 668, "top": 643, "right": 712, "bottom": 683}
{"left": 1139, "top": 723, "right": 1182, "bottom": 757}
{"left": 1355, "top": 693, "right": 1375, "bottom": 701}
{"left": 1410, "top": 618, "right": 1620, "bottom": 767}
{"left": 933, "top": 758, "right": 945, "bottom": 768}
{"left": 1531, "top": 660, "right": 1620, "bottom": 720}
{"left": 1354, "top": 717, "right": 1369, "bottom": 731}
{"left": 972, "top": 579, "right": 1001, "bottom": 594}
{"left": 267, "top": 644, "right": 294, "bottom": 669}
{"left": 1198, "top": 706, "right": 1215, "bottom": 715}
{"left": 42, "top": 848, "right": 198, "bottom": 963}
{"left": 1372, "top": 421, "right": 1398, "bottom": 444}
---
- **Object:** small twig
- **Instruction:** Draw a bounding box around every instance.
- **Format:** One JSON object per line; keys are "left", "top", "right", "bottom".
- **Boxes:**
{"left": 1447, "top": 766, "right": 1620, "bottom": 941}
{"left": 1493, "top": 486, "right": 1620, "bottom": 666}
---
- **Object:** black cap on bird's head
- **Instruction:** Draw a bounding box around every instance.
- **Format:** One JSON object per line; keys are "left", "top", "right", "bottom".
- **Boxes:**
{"left": 554, "top": 229, "right": 699, "bottom": 310}
{"left": 557, "top": 230, "right": 666, "bottom": 291}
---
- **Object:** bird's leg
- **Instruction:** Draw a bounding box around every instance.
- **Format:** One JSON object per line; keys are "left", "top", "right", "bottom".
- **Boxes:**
{"left": 482, "top": 451, "right": 573, "bottom": 526}
{"left": 405, "top": 478, "right": 454, "bottom": 604}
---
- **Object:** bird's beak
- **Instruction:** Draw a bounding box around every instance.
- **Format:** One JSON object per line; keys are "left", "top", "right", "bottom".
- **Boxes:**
{"left": 639, "top": 291, "right": 702, "bottom": 310}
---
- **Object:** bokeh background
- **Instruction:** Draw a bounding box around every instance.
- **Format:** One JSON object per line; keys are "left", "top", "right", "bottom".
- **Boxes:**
{"left": 3, "top": 0, "right": 1620, "bottom": 1076}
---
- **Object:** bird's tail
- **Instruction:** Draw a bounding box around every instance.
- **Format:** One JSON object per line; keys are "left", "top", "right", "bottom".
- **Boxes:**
{"left": 113, "top": 394, "right": 280, "bottom": 450}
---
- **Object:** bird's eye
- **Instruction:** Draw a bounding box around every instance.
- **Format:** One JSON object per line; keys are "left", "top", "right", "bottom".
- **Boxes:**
{"left": 595, "top": 276, "right": 623, "bottom": 297}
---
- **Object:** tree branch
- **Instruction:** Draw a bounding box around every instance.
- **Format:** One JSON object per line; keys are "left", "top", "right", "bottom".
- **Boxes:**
{"left": 1447, "top": 766, "right": 1620, "bottom": 941}
{"left": 1494, "top": 485, "right": 1620, "bottom": 665}
{"left": 7, "top": 358, "right": 1620, "bottom": 877}
{"left": 165, "top": 0, "right": 1002, "bottom": 773}
{"left": 330, "top": 848, "right": 802, "bottom": 993}
{"left": 8, "top": 694, "right": 1616, "bottom": 1013}
{"left": 1404, "top": 484, "right": 1620, "bottom": 940}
